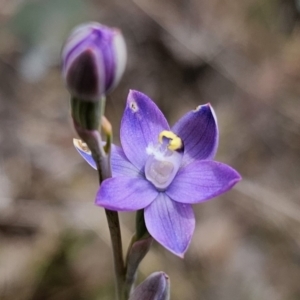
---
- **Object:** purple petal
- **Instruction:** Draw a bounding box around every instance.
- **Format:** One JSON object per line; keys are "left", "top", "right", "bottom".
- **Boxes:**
{"left": 166, "top": 160, "right": 241, "bottom": 204}
{"left": 73, "top": 139, "right": 140, "bottom": 177}
{"left": 172, "top": 104, "right": 218, "bottom": 165}
{"left": 111, "top": 145, "right": 141, "bottom": 177}
{"left": 120, "top": 90, "right": 170, "bottom": 169}
{"left": 144, "top": 193, "right": 195, "bottom": 257}
{"left": 73, "top": 138, "right": 97, "bottom": 169}
{"left": 96, "top": 177, "right": 158, "bottom": 211}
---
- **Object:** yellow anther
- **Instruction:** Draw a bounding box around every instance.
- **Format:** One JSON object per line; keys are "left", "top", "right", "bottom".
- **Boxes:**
{"left": 158, "top": 130, "right": 182, "bottom": 151}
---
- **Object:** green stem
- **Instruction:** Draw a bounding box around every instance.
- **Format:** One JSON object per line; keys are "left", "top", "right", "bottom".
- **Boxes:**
{"left": 105, "top": 207, "right": 125, "bottom": 300}
{"left": 72, "top": 96, "right": 125, "bottom": 300}
{"left": 94, "top": 134, "right": 125, "bottom": 300}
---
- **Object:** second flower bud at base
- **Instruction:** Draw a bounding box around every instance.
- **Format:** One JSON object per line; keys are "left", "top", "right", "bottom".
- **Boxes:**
{"left": 129, "top": 272, "right": 170, "bottom": 300}
{"left": 62, "top": 22, "right": 127, "bottom": 102}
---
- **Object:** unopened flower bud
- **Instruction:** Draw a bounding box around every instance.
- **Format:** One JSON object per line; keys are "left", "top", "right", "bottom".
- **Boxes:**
{"left": 62, "top": 22, "right": 127, "bottom": 101}
{"left": 129, "top": 272, "right": 170, "bottom": 300}
{"left": 125, "top": 236, "right": 153, "bottom": 296}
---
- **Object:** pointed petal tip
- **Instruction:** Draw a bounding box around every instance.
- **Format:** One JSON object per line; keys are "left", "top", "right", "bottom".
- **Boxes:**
{"left": 160, "top": 272, "right": 169, "bottom": 280}
{"left": 160, "top": 233, "right": 190, "bottom": 258}
{"left": 127, "top": 89, "right": 141, "bottom": 99}
{"left": 165, "top": 243, "right": 188, "bottom": 258}
{"left": 231, "top": 171, "right": 242, "bottom": 186}
{"left": 73, "top": 138, "right": 97, "bottom": 170}
{"left": 207, "top": 103, "right": 218, "bottom": 123}
{"left": 127, "top": 90, "right": 151, "bottom": 106}
{"left": 150, "top": 271, "right": 170, "bottom": 281}
{"left": 203, "top": 103, "right": 217, "bottom": 120}
{"left": 155, "top": 271, "right": 170, "bottom": 285}
{"left": 194, "top": 103, "right": 209, "bottom": 111}
{"left": 229, "top": 165, "right": 242, "bottom": 181}
{"left": 202, "top": 102, "right": 211, "bottom": 108}
{"left": 153, "top": 271, "right": 170, "bottom": 280}
{"left": 126, "top": 90, "right": 147, "bottom": 113}
{"left": 128, "top": 88, "right": 138, "bottom": 95}
{"left": 173, "top": 251, "right": 185, "bottom": 259}
{"left": 216, "top": 165, "right": 242, "bottom": 194}
{"left": 206, "top": 103, "right": 217, "bottom": 118}
{"left": 194, "top": 103, "right": 216, "bottom": 116}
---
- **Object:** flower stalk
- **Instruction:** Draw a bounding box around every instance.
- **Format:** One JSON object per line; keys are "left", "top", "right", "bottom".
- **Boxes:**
{"left": 96, "top": 114, "right": 125, "bottom": 300}
{"left": 72, "top": 98, "right": 125, "bottom": 299}
{"left": 63, "top": 21, "right": 130, "bottom": 300}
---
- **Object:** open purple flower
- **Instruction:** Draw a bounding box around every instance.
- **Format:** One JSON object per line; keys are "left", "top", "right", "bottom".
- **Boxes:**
{"left": 74, "top": 90, "right": 241, "bottom": 257}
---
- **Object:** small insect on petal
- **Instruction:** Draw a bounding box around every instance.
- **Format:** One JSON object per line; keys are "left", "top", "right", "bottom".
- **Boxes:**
{"left": 129, "top": 100, "right": 139, "bottom": 112}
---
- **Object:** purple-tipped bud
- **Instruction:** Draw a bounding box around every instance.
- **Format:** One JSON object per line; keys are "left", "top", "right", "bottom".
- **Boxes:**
{"left": 62, "top": 22, "right": 127, "bottom": 101}
{"left": 129, "top": 272, "right": 170, "bottom": 300}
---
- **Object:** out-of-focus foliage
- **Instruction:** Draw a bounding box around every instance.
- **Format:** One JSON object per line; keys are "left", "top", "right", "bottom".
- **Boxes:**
{"left": 1, "top": 0, "right": 300, "bottom": 300}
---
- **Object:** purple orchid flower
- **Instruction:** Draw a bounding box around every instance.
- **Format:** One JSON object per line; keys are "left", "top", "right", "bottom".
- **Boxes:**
{"left": 74, "top": 90, "right": 241, "bottom": 257}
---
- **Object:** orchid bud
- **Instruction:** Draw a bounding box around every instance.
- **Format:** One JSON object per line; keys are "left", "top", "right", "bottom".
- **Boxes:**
{"left": 129, "top": 272, "right": 170, "bottom": 300}
{"left": 62, "top": 22, "right": 127, "bottom": 101}
{"left": 125, "top": 236, "right": 153, "bottom": 296}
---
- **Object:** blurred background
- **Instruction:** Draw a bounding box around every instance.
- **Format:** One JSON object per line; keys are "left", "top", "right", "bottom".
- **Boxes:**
{"left": 1, "top": 0, "right": 300, "bottom": 299}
